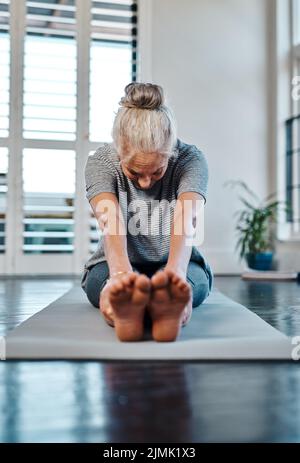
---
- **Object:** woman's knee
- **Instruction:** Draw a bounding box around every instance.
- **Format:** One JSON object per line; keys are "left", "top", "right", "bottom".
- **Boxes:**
{"left": 191, "top": 281, "right": 210, "bottom": 307}
{"left": 187, "top": 261, "right": 211, "bottom": 308}
{"left": 84, "top": 262, "right": 110, "bottom": 308}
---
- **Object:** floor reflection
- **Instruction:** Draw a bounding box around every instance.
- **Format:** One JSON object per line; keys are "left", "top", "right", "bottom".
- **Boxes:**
{"left": 0, "top": 277, "right": 300, "bottom": 442}
{"left": 0, "top": 361, "right": 193, "bottom": 443}
{"left": 216, "top": 276, "right": 300, "bottom": 337}
{"left": 100, "top": 362, "right": 192, "bottom": 443}
{"left": 0, "top": 362, "right": 106, "bottom": 443}
{"left": 1, "top": 361, "right": 300, "bottom": 442}
{"left": 0, "top": 278, "right": 75, "bottom": 336}
{"left": 0, "top": 363, "right": 21, "bottom": 443}
{"left": 187, "top": 362, "right": 300, "bottom": 442}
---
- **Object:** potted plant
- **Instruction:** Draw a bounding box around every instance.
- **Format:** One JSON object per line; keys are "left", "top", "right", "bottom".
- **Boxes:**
{"left": 225, "top": 180, "right": 284, "bottom": 271}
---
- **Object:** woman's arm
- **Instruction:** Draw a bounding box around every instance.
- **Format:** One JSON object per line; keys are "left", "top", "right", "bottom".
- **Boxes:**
{"left": 90, "top": 192, "right": 132, "bottom": 276}
{"left": 166, "top": 191, "right": 205, "bottom": 278}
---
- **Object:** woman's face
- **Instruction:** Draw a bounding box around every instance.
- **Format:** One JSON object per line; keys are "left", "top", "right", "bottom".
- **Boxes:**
{"left": 120, "top": 151, "right": 169, "bottom": 190}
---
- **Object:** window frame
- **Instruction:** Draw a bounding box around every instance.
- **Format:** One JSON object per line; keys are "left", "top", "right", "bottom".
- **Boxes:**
{"left": 273, "top": 0, "right": 300, "bottom": 242}
{"left": 0, "top": 0, "right": 140, "bottom": 274}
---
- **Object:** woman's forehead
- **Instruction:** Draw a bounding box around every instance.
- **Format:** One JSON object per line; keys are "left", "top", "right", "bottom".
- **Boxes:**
{"left": 123, "top": 152, "right": 166, "bottom": 169}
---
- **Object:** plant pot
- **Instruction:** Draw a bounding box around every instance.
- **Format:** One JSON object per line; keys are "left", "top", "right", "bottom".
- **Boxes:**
{"left": 246, "top": 252, "right": 273, "bottom": 271}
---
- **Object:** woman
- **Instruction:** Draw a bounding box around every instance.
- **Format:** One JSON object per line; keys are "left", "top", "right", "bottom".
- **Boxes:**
{"left": 81, "top": 82, "right": 213, "bottom": 342}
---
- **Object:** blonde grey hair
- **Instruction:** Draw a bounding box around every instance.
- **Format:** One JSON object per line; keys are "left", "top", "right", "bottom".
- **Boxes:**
{"left": 112, "top": 82, "right": 178, "bottom": 158}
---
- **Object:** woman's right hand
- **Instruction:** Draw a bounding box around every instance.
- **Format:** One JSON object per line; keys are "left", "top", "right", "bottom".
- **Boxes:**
{"left": 108, "top": 270, "right": 135, "bottom": 285}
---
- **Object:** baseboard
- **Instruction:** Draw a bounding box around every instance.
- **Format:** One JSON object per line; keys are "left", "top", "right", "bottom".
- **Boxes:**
{"left": 203, "top": 249, "right": 244, "bottom": 274}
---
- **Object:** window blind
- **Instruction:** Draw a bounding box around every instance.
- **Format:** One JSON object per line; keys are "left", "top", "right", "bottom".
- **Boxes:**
{"left": 22, "top": 148, "right": 76, "bottom": 253}
{"left": 0, "top": 148, "right": 8, "bottom": 253}
{"left": 286, "top": 115, "right": 300, "bottom": 229}
{"left": 90, "top": 0, "right": 137, "bottom": 141}
{"left": 24, "top": 0, "right": 77, "bottom": 141}
{"left": 0, "top": 0, "right": 9, "bottom": 138}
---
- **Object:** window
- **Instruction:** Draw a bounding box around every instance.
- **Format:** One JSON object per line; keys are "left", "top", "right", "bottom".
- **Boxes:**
{"left": 293, "top": 0, "right": 300, "bottom": 52}
{"left": 0, "top": 0, "right": 9, "bottom": 138}
{"left": 285, "top": 0, "right": 300, "bottom": 235}
{"left": 0, "top": 0, "right": 137, "bottom": 273}
{"left": 90, "top": 0, "right": 137, "bottom": 141}
{"left": 23, "top": 148, "right": 76, "bottom": 253}
{"left": 291, "top": 0, "right": 300, "bottom": 118}
{"left": 0, "top": 148, "right": 8, "bottom": 253}
{"left": 0, "top": 1, "right": 9, "bottom": 258}
{"left": 24, "top": 1, "right": 77, "bottom": 141}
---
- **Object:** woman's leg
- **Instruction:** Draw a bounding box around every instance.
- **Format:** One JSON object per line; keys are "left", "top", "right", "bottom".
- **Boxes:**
{"left": 83, "top": 262, "right": 114, "bottom": 325}
{"left": 181, "top": 261, "right": 213, "bottom": 326}
{"left": 84, "top": 261, "right": 110, "bottom": 308}
{"left": 187, "top": 260, "right": 213, "bottom": 308}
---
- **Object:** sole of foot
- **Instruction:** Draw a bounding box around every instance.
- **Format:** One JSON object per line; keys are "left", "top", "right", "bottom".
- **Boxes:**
{"left": 148, "top": 269, "right": 191, "bottom": 342}
{"left": 108, "top": 272, "right": 151, "bottom": 342}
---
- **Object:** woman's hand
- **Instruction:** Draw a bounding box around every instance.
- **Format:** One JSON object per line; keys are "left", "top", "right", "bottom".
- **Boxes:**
{"left": 108, "top": 270, "right": 135, "bottom": 285}
{"left": 163, "top": 265, "right": 187, "bottom": 280}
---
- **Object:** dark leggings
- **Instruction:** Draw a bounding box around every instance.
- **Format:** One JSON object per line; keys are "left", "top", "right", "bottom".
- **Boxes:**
{"left": 83, "top": 260, "right": 213, "bottom": 309}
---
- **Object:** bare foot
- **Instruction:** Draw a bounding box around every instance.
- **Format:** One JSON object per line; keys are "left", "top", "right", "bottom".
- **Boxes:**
{"left": 148, "top": 269, "right": 192, "bottom": 342}
{"left": 104, "top": 273, "right": 151, "bottom": 342}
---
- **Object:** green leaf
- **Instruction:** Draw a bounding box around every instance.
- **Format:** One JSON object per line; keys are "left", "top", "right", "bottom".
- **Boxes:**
{"left": 238, "top": 196, "right": 256, "bottom": 210}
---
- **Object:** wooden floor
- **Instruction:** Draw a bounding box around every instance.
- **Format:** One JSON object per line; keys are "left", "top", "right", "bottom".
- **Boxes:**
{"left": 0, "top": 276, "right": 300, "bottom": 443}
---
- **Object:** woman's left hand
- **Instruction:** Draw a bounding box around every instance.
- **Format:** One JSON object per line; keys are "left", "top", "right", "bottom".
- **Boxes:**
{"left": 163, "top": 265, "right": 187, "bottom": 281}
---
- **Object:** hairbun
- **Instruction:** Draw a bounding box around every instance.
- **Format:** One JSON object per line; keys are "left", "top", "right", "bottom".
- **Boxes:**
{"left": 119, "top": 82, "right": 164, "bottom": 110}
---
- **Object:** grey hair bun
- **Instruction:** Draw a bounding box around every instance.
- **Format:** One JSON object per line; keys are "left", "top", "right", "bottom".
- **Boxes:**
{"left": 120, "top": 82, "right": 164, "bottom": 110}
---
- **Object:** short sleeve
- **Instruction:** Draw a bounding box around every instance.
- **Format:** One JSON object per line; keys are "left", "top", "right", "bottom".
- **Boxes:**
{"left": 84, "top": 148, "right": 117, "bottom": 201}
{"left": 176, "top": 146, "right": 208, "bottom": 203}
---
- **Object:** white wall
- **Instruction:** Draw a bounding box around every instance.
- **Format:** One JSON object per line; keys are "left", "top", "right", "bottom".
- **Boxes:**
{"left": 143, "top": 0, "right": 270, "bottom": 273}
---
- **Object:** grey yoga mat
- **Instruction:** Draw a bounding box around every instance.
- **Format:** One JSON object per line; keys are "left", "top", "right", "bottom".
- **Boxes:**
{"left": 5, "top": 287, "right": 292, "bottom": 360}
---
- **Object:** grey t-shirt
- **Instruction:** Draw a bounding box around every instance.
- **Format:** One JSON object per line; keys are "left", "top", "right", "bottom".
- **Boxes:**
{"left": 81, "top": 138, "right": 209, "bottom": 289}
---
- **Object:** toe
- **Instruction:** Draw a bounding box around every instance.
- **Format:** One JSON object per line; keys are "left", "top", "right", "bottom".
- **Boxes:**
{"left": 164, "top": 268, "right": 175, "bottom": 278}
{"left": 177, "top": 280, "right": 187, "bottom": 290}
{"left": 151, "top": 270, "right": 169, "bottom": 288}
{"left": 170, "top": 278, "right": 191, "bottom": 301}
{"left": 131, "top": 275, "right": 151, "bottom": 305}
{"left": 170, "top": 273, "right": 181, "bottom": 285}
{"left": 181, "top": 279, "right": 191, "bottom": 293}
{"left": 122, "top": 273, "right": 135, "bottom": 286}
{"left": 136, "top": 274, "right": 151, "bottom": 293}
{"left": 110, "top": 280, "right": 124, "bottom": 294}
